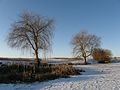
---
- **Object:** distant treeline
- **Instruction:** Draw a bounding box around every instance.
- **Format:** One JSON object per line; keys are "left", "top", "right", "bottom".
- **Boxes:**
{"left": 0, "top": 57, "right": 33, "bottom": 61}
{"left": 0, "top": 57, "right": 83, "bottom": 61}
{"left": 51, "top": 57, "right": 83, "bottom": 60}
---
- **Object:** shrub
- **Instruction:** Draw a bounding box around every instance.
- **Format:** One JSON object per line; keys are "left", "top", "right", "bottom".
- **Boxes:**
{"left": 92, "top": 48, "right": 112, "bottom": 63}
{"left": 51, "top": 64, "right": 80, "bottom": 76}
{"left": 0, "top": 64, "right": 80, "bottom": 83}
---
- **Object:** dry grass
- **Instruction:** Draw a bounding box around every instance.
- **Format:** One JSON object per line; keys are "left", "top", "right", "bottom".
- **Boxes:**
{"left": 0, "top": 64, "right": 80, "bottom": 83}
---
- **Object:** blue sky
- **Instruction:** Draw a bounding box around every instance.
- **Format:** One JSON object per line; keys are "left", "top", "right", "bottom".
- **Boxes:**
{"left": 0, "top": 0, "right": 120, "bottom": 58}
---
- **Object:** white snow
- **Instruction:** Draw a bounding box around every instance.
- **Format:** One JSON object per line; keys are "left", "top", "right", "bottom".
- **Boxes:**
{"left": 1, "top": 63, "right": 120, "bottom": 90}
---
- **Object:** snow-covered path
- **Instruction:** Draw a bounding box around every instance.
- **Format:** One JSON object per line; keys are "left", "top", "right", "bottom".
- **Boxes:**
{"left": 1, "top": 63, "right": 120, "bottom": 90}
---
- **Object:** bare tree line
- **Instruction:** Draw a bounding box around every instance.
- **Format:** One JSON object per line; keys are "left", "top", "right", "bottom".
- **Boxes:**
{"left": 7, "top": 11, "right": 111, "bottom": 66}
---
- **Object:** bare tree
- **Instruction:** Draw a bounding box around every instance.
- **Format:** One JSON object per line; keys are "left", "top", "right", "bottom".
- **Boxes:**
{"left": 71, "top": 31, "right": 101, "bottom": 64}
{"left": 7, "top": 12, "right": 54, "bottom": 67}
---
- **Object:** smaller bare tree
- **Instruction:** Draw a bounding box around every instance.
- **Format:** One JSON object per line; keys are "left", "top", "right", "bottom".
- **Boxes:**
{"left": 71, "top": 31, "right": 101, "bottom": 64}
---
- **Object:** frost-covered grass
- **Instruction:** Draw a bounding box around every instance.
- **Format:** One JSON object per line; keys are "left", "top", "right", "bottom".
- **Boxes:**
{"left": 1, "top": 63, "right": 120, "bottom": 90}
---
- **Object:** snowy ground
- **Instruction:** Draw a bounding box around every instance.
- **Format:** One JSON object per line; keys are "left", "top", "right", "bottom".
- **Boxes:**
{"left": 1, "top": 63, "right": 120, "bottom": 90}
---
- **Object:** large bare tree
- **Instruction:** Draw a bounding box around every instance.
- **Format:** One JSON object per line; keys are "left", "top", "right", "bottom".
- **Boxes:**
{"left": 71, "top": 31, "right": 101, "bottom": 64}
{"left": 7, "top": 12, "right": 54, "bottom": 67}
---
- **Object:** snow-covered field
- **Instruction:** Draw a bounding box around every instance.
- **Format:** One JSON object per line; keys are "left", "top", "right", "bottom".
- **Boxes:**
{"left": 1, "top": 63, "right": 120, "bottom": 90}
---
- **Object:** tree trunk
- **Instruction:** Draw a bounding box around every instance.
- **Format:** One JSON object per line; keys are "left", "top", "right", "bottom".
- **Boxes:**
{"left": 34, "top": 49, "right": 40, "bottom": 67}
{"left": 83, "top": 57, "right": 87, "bottom": 65}
{"left": 33, "top": 49, "right": 40, "bottom": 73}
